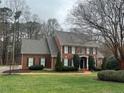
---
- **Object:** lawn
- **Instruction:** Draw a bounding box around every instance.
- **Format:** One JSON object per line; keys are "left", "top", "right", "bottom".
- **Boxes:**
{"left": 0, "top": 73, "right": 124, "bottom": 93}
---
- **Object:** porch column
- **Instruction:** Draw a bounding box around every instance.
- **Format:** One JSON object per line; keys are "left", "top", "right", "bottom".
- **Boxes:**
{"left": 86, "top": 56, "right": 89, "bottom": 70}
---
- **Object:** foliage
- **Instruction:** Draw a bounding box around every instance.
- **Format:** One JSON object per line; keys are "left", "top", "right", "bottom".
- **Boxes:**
{"left": 55, "top": 52, "right": 63, "bottom": 71}
{"left": 73, "top": 54, "right": 80, "bottom": 69}
{"left": 29, "top": 65, "right": 44, "bottom": 70}
{"left": 60, "top": 66, "right": 78, "bottom": 72}
{"left": 101, "top": 56, "right": 119, "bottom": 70}
{"left": 70, "top": 0, "right": 124, "bottom": 69}
{"left": 97, "top": 70, "right": 124, "bottom": 82}
{"left": 88, "top": 56, "right": 95, "bottom": 70}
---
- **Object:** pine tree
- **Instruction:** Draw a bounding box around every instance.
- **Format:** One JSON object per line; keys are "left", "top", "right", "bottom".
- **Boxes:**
{"left": 88, "top": 56, "right": 95, "bottom": 70}
{"left": 73, "top": 54, "right": 80, "bottom": 69}
{"left": 55, "top": 52, "right": 63, "bottom": 71}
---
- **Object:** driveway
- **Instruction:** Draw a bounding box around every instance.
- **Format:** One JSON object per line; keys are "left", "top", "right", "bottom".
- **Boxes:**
{"left": 0, "top": 65, "right": 22, "bottom": 73}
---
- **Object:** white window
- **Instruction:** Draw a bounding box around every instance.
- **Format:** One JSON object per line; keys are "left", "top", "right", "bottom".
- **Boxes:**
{"left": 81, "top": 48, "right": 85, "bottom": 54}
{"left": 86, "top": 48, "right": 89, "bottom": 54}
{"left": 64, "top": 46, "right": 68, "bottom": 54}
{"left": 93, "top": 48, "right": 96, "bottom": 54}
{"left": 28, "top": 58, "right": 34, "bottom": 67}
{"left": 72, "top": 47, "right": 75, "bottom": 54}
{"left": 41, "top": 58, "right": 45, "bottom": 66}
{"left": 64, "top": 59, "right": 68, "bottom": 66}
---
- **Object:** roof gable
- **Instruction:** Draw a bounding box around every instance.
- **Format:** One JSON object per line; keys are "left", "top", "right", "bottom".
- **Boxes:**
{"left": 21, "top": 39, "right": 50, "bottom": 54}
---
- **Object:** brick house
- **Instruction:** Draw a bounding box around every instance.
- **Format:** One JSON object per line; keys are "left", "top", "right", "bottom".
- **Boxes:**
{"left": 20, "top": 31, "right": 104, "bottom": 70}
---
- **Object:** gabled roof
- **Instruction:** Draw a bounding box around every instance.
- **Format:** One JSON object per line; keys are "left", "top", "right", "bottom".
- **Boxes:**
{"left": 47, "top": 36, "right": 59, "bottom": 57}
{"left": 21, "top": 39, "right": 50, "bottom": 54}
{"left": 55, "top": 31, "right": 98, "bottom": 47}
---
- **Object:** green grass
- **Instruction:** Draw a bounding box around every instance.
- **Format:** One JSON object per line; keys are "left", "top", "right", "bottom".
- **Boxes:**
{"left": 0, "top": 73, "right": 124, "bottom": 93}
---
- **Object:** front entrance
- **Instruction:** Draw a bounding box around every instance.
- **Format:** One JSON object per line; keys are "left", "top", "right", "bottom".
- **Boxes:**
{"left": 80, "top": 57, "right": 87, "bottom": 69}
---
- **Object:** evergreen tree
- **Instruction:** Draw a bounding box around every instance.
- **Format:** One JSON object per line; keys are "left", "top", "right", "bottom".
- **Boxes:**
{"left": 55, "top": 52, "right": 63, "bottom": 71}
{"left": 88, "top": 56, "right": 95, "bottom": 70}
{"left": 73, "top": 54, "right": 80, "bottom": 69}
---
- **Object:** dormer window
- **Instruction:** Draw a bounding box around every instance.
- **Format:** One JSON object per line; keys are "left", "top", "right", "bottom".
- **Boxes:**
{"left": 64, "top": 46, "right": 68, "bottom": 54}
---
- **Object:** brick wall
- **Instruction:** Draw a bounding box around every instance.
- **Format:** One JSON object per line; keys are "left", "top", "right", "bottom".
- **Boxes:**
{"left": 21, "top": 54, "right": 51, "bottom": 70}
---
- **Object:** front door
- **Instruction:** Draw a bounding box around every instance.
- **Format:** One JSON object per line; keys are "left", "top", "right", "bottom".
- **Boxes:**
{"left": 80, "top": 57, "right": 87, "bottom": 69}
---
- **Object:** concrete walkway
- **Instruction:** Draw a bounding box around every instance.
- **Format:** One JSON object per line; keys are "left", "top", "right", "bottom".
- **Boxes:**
{"left": 17, "top": 71, "right": 92, "bottom": 76}
{"left": 0, "top": 65, "right": 21, "bottom": 73}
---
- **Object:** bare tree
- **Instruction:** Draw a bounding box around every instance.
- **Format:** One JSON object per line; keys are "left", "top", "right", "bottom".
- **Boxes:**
{"left": 70, "top": 0, "right": 124, "bottom": 69}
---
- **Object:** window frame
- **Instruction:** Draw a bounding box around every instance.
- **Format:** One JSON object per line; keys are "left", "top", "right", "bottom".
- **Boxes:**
{"left": 72, "top": 47, "right": 75, "bottom": 54}
{"left": 64, "top": 46, "right": 68, "bottom": 54}
{"left": 40, "top": 57, "right": 45, "bottom": 66}
{"left": 64, "top": 59, "right": 68, "bottom": 66}
{"left": 28, "top": 57, "right": 34, "bottom": 67}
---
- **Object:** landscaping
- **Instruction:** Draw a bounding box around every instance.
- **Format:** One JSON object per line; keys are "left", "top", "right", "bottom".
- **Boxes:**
{"left": 0, "top": 73, "right": 124, "bottom": 93}
{"left": 98, "top": 70, "right": 124, "bottom": 82}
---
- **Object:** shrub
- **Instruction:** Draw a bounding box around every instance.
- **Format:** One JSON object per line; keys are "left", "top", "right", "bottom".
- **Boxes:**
{"left": 88, "top": 56, "right": 95, "bottom": 70}
{"left": 97, "top": 70, "right": 124, "bottom": 82}
{"left": 73, "top": 54, "right": 80, "bottom": 69}
{"left": 61, "top": 66, "right": 78, "bottom": 72}
{"left": 29, "top": 65, "right": 44, "bottom": 70}
{"left": 101, "top": 56, "right": 119, "bottom": 70}
{"left": 55, "top": 52, "right": 63, "bottom": 71}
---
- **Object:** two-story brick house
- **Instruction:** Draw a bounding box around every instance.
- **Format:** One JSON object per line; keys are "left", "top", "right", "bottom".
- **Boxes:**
{"left": 20, "top": 31, "right": 104, "bottom": 70}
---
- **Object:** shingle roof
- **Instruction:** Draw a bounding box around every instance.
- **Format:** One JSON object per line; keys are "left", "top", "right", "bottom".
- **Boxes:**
{"left": 21, "top": 39, "right": 50, "bottom": 54}
{"left": 47, "top": 36, "right": 59, "bottom": 57}
{"left": 55, "top": 31, "right": 98, "bottom": 47}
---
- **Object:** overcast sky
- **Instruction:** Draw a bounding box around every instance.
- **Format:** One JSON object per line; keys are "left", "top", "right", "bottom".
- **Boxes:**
{"left": 1, "top": 0, "right": 77, "bottom": 29}
{"left": 26, "top": 0, "right": 77, "bottom": 28}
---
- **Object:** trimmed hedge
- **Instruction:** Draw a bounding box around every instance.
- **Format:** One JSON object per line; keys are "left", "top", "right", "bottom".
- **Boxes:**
{"left": 56, "top": 66, "right": 78, "bottom": 72}
{"left": 61, "top": 66, "right": 78, "bottom": 72}
{"left": 29, "top": 65, "right": 44, "bottom": 70}
{"left": 97, "top": 70, "right": 124, "bottom": 82}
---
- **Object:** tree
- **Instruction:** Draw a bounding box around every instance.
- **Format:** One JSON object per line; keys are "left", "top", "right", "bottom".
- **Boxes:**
{"left": 70, "top": 0, "right": 124, "bottom": 69}
{"left": 0, "top": 7, "right": 12, "bottom": 65}
{"left": 73, "top": 54, "right": 80, "bottom": 69}
{"left": 47, "top": 18, "right": 62, "bottom": 36}
{"left": 55, "top": 52, "right": 63, "bottom": 71}
{"left": 88, "top": 56, "right": 95, "bottom": 70}
{"left": 102, "top": 56, "right": 119, "bottom": 70}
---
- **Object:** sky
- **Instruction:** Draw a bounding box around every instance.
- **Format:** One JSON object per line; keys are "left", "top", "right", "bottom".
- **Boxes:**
{"left": 26, "top": 0, "right": 77, "bottom": 29}
{"left": 1, "top": 0, "right": 77, "bottom": 29}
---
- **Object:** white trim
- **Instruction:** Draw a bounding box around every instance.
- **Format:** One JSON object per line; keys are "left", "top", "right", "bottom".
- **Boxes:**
{"left": 64, "top": 59, "right": 68, "bottom": 66}
{"left": 86, "top": 48, "right": 89, "bottom": 54}
{"left": 64, "top": 46, "right": 68, "bottom": 54}
{"left": 28, "top": 58, "right": 34, "bottom": 67}
{"left": 40, "top": 58, "right": 45, "bottom": 66}
{"left": 72, "top": 47, "right": 75, "bottom": 54}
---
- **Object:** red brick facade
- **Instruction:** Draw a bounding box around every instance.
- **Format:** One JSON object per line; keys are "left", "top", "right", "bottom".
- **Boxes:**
{"left": 21, "top": 54, "right": 51, "bottom": 69}
{"left": 20, "top": 34, "right": 103, "bottom": 70}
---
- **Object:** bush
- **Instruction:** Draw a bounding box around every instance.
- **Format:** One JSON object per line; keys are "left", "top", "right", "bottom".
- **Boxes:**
{"left": 73, "top": 54, "right": 80, "bottom": 69}
{"left": 101, "top": 56, "right": 119, "bottom": 70}
{"left": 97, "top": 70, "right": 124, "bottom": 82}
{"left": 55, "top": 52, "right": 63, "bottom": 71}
{"left": 29, "top": 65, "right": 44, "bottom": 70}
{"left": 61, "top": 66, "right": 78, "bottom": 72}
{"left": 88, "top": 56, "right": 95, "bottom": 70}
